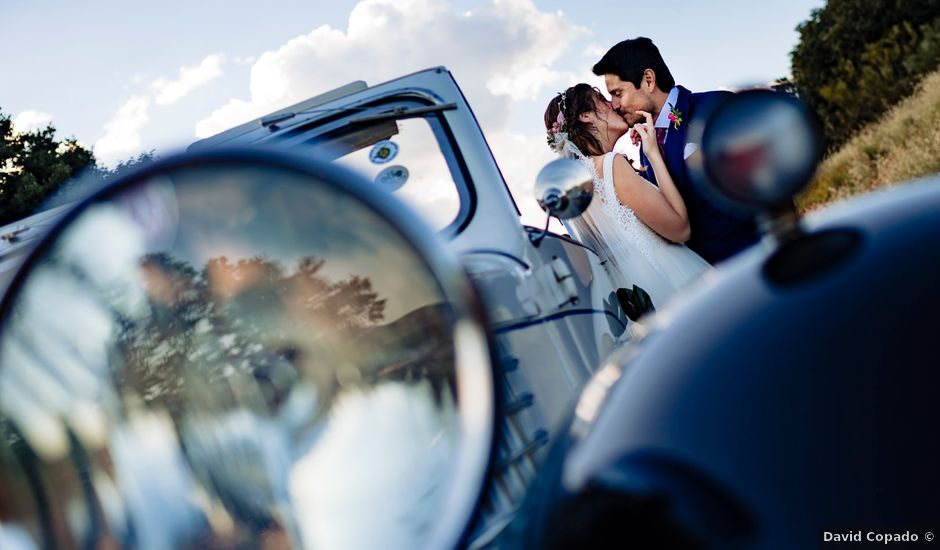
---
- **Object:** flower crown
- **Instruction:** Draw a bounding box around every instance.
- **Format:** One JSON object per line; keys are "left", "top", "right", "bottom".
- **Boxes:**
{"left": 546, "top": 90, "right": 570, "bottom": 153}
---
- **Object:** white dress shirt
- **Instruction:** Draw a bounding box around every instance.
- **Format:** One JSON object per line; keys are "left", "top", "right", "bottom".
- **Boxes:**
{"left": 654, "top": 86, "right": 698, "bottom": 159}
{"left": 655, "top": 87, "right": 680, "bottom": 136}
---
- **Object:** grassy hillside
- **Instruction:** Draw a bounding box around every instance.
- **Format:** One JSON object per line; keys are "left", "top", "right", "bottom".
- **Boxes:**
{"left": 797, "top": 68, "right": 940, "bottom": 211}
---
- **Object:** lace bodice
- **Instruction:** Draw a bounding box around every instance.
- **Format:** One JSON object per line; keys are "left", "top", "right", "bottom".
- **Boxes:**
{"left": 579, "top": 152, "right": 667, "bottom": 277}
{"left": 563, "top": 151, "right": 711, "bottom": 308}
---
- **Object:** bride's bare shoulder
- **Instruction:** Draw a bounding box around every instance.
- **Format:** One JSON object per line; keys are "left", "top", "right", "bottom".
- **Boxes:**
{"left": 611, "top": 153, "right": 639, "bottom": 179}
{"left": 590, "top": 153, "right": 613, "bottom": 178}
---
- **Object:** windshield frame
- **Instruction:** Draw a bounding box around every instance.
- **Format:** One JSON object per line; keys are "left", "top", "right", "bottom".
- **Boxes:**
{"left": 266, "top": 90, "right": 476, "bottom": 237}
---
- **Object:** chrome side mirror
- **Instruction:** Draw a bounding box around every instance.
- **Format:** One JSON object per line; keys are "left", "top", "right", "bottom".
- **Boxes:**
{"left": 530, "top": 158, "right": 593, "bottom": 245}
{"left": 535, "top": 158, "right": 594, "bottom": 219}
{"left": 688, "top": 90, "right": 822, "bottom": 243}
{"left": 0, "top": 148, "right": 495, "bottom": 550}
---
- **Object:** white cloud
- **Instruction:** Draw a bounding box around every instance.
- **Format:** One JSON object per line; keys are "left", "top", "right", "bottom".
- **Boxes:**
{"left": 486, "top": 130, "right": 565, "bottom": 230}
{"left": 152, "top": 53, "right": 225, "bottom": 106}
{"left": 195, "top": 0, "right": 586, "bottom": 139}
{"left": 90, "top": 54, "right": 227, "bottom": 166}
{"left": 12, "top": 110, "right": 54, "bottom": 133}
{"left": 93, "top": 96, "right": 150, "bottom": 167}
{"left": 584, "top": 43, "right": 607, "bottom": 58}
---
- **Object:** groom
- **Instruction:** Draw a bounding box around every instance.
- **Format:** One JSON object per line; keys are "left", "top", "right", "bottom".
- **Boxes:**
{"left": 593, "top": 37, "right": 759, "bottom": 264}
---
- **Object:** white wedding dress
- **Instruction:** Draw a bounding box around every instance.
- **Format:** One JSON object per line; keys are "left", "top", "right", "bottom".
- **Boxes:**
{"left": 564, "top": 152, "right": 712, "bottom": 308}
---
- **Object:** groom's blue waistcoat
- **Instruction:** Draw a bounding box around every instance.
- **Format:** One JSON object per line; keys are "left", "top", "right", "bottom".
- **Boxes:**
{"left": 639, "top": 86, "right": 760, "bottom": 264}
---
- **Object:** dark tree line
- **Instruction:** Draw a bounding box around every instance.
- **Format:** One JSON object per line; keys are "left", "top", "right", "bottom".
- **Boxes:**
{"left": 791, "top": 0, "right": 940, "bottom": 149}
{"left": 119, "top": 253, "right": 387, "bottom": 416}
{"left": 0, "top": 108, "right": 154, "bottom": 226}
{"left": 0, "top": 112, "right": 92, "bottom": 226}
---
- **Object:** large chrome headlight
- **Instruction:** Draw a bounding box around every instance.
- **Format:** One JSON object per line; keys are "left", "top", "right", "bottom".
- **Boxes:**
{"left": 0, "top": 148, "right": 496, "bottom": 549}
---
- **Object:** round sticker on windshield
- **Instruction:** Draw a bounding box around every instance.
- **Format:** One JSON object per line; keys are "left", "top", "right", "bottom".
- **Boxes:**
{"left": 375, "top": 165, "right": 409, "bottom": 191}
{"left": 369, "top": 140, "right": 399, "bottom": 164}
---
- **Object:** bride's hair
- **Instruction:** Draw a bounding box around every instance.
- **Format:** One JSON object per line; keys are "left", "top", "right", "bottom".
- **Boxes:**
{"left": 544, "top": 83, "right": 606, "bottom": 157}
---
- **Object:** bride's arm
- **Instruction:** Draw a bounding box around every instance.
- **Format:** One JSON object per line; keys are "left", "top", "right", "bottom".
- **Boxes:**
{"left": 612, "top": 112, "right": 690, "bottom": 243}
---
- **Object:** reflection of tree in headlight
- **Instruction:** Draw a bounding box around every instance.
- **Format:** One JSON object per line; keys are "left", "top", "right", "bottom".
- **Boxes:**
{"left": 120, "top": 252, "right": 390, "bottom": 420}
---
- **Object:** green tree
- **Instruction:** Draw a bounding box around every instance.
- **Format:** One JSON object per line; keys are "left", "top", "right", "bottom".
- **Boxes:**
{"left": 0, "top": 110, "right": 95, "bottom": 225}
{"left": 791, "top": 0, "right": 940, "bottom": 149}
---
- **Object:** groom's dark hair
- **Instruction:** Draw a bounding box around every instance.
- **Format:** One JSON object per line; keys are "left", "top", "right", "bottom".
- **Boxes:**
{"left": 592, "top": 37, "right": 676, "bottom": 92}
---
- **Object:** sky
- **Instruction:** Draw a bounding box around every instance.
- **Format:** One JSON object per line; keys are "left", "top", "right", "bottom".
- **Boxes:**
{"left": 2, "top": 0, "right": 824, "bottom": 226}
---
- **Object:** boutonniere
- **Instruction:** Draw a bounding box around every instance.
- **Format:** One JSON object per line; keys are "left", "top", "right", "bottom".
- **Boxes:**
{"left": 667, "top": 102, "right": 683, "bottom": 130}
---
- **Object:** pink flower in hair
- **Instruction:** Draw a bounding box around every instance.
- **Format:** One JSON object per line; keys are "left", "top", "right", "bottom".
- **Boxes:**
{"left": 547, "top": 90, "right": 571, "bottom": 153}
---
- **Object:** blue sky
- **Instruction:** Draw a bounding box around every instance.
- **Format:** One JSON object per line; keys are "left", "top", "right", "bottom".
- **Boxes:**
{"left": 2, "top": 0, "right": 824, "bottom": 224}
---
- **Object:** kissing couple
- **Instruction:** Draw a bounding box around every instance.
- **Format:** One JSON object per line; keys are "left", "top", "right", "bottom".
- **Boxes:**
{"left": 544, "top": 37, "right": 760, "bottom": 307}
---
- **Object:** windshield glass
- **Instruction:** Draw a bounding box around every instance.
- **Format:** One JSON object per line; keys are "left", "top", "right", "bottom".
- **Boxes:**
{"left": 305, "top": 108, "right": 464, "bottom": 232}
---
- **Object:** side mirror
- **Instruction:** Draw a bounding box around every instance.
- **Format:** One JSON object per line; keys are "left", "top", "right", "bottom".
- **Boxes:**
{"left": 530, "top": 158, "right": 594, "bottom": 245}
{"left": 688, "top": 90, "right": 822, "bottom": 243}
{"left": 534, "top": 158, "right": 594, "bottom": 220}
{"left": 0, "top": 149, "right": 495, "bottom": 549}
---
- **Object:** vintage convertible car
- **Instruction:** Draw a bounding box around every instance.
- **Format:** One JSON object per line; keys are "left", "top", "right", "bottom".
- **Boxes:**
{"left": 0, "top": 68, "right": 935, "bottom": 549}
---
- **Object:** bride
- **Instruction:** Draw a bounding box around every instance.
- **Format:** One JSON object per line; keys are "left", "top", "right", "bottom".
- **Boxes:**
{"left": 543, "top": 83, "right": 711, "bottom": 308}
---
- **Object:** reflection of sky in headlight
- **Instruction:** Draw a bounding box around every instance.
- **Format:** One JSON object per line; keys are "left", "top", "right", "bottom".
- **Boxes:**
{"left": 291, "top": 380, "right": 456, "bottom": 549}
{"left": 0, "top": 205, "right": 144, "bottom": 460}
{"left": 58, "top": 205, "right": 150, "bottom": 317}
